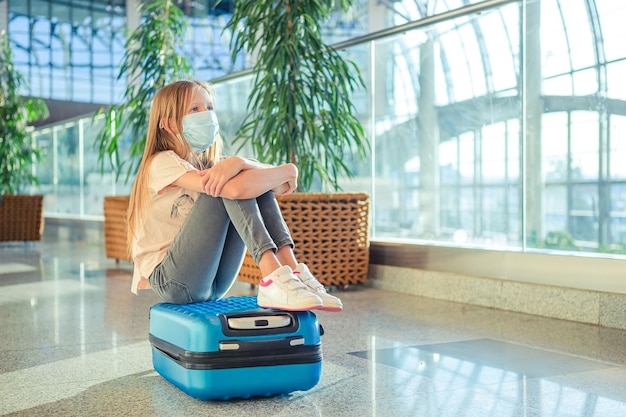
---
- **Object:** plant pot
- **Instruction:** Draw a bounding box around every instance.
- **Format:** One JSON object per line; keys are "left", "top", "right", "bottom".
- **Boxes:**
{"left": 0, "top": 194, "right": 45, "bottom": 242}
{"left": 103, "top": 195, "right": 131, "bottom": 262}
{"left": 237, "top": 192, "right": 370, "bottom": 287}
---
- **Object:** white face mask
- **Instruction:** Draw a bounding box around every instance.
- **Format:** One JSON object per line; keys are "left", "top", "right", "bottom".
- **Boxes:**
{"left": 181, "top": 110, "right": 219, "bottom": 151}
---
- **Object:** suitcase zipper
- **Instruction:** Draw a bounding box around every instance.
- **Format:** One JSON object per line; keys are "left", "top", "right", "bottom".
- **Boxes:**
{"left": 150, "top": 334, "right": 322, "bottom": 370}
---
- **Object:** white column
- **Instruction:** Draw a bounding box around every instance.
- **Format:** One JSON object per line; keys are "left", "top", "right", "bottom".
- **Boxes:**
{"left": 126, "top": 0, "right": 141, "bottom": 32}
{"left": 0, "top": 0, "right": 9, "bottom": 33}
{"left": 125, "top": 0, "right": 142, "bottom": 91}
{"left": 417, "top": 39, "right": 440, "bottom": 236}
{"left": 523, "top": 0, "right": 543, "bottom": 247}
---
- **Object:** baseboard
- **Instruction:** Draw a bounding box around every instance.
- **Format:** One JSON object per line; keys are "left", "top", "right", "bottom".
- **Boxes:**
{"left": 368, "top": 264, "right": 626, "bottom": 330}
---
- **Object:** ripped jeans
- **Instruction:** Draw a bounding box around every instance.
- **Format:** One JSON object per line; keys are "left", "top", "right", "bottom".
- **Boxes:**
{"left": 148, "top": 191, "right": 293, "bottom": 304}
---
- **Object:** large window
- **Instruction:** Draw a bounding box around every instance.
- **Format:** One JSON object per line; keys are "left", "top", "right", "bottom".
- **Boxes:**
{"left": 7, "top": 0, "right": 367, "bottom": 105}
{"left": 8, "top": 0, "right": 127, "bottom": 104}
{"left": 365, "top": 0, "right": 626, "bottom": 255}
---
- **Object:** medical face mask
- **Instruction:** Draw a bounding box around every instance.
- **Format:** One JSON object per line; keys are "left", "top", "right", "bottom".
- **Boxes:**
{"left": 181, "top": 110, "right": 219, "bottom": 151}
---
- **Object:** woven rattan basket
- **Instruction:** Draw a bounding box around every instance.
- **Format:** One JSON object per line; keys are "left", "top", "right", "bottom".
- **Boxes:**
{"left": 0, "top": 194, "right": 44, "bottom": 242}
{"left": 103, "top": 195, "right": 131, "bottom": 262}
{"left": 237, "top": 192, "right": 370, "bottom": 287}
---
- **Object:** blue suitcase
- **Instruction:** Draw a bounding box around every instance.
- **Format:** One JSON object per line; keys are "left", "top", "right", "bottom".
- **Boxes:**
{"left": 149, "top": 295, "right": 323, "bottom": 400}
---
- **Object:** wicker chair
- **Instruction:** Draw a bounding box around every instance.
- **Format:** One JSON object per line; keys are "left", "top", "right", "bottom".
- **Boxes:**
{"left": 237, "top": 192, "right": 370, "bottom": 287}
{"left": 0, "top": 194, "right": 44, "bottom": 242}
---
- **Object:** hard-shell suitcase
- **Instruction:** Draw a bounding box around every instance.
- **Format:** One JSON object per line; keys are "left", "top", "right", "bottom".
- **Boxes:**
{"left": 149, "top": 295, "right": 323, "bottom": 400}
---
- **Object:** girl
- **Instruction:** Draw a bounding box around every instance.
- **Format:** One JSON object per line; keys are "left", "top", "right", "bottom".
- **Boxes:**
{"left": 127, "top": 80, "right": 342, "bottom": 312}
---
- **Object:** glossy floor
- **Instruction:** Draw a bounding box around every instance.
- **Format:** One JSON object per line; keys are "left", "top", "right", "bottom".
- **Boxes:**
{"left": 1, "top": 223, "right": 626, "bottom": 417}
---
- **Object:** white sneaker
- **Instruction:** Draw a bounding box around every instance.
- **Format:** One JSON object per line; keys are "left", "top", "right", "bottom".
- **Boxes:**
{"left": 257, "top": 265, "right": 323, "bottom": 311}
{"left": 294, "top": 263, "right": 343, "bottom": 312}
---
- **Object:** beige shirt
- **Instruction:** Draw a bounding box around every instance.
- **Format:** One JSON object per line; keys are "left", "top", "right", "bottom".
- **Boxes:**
{"left": 131, "top": 151, "right": 199, "bottom": 294}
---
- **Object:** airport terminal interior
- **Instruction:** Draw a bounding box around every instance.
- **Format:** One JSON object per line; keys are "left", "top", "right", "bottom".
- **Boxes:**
{"left": 2, "top": 0, "right": 626, "bottom": 416}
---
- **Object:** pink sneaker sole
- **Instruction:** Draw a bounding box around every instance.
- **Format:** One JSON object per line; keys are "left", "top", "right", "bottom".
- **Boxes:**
{"left": 314, "top": 305, "right": 343, "bottom": 312}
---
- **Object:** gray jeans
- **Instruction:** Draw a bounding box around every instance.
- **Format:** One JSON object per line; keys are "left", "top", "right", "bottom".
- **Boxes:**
{"left": 148, "top": 191, "right": 294, "bottom": 304}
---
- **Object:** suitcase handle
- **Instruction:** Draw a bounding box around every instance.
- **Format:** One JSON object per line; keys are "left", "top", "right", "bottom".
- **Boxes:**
{"left": 218, "top": 311, "right": 300, "bottom": 336}
{"left": 227, "top": 314, "right": 292, "bottom": 330}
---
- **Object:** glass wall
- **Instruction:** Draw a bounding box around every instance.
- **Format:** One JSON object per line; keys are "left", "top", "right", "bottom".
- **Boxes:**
{"left": 31, "top": 115, "right": 131, "bottom": 219}
{"left": 8, "top": 0, "right": 127, "bottom": 104}
{"left": 28, "top": 0, "right": 626, "bottom": 259}
{"left": 365, "top": 0, "right": 626, "bottom": 256}
{"left": 7, "top": 0, "right": 369, "bottom": 104}
{"left": 371, "top": 2, "right": 524, "bottom": 247}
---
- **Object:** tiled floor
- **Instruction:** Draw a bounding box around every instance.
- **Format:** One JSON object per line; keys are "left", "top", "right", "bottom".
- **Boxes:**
{"left": 1, "top": 222, "right": 626, "bottom": 417}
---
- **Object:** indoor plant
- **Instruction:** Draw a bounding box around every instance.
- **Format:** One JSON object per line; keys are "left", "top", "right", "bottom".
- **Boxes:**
{"left": 0, "top": 30, "right": 50, "bottom": 242}
{"left": 225, "top": 0, "right": 372, "bottom": 286}
{"left": 94, "top": 0, "right": 192, "bottom": 182}
{"left": 94, "top": 0, "right": 193, "bottom": 261}
{"left": 226, "top": 0, "right": 369, "bottom": 192}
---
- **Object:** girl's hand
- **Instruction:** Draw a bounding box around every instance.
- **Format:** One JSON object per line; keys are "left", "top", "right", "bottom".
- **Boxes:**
{"left": 199, "top": 157, "right": 244, "bottom": 196}
{"left": 272, "top": 179, "right": 297, "bottom": 195}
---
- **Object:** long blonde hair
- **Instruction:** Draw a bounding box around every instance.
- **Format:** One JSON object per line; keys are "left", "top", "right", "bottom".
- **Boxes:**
{"left": 127, "top": 80, "right": 222, "bottom": 254}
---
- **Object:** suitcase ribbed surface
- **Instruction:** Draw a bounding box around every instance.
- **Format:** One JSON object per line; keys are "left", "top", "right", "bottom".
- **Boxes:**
{"left": 159, "top": 295, "right": 263, "bottom": 317}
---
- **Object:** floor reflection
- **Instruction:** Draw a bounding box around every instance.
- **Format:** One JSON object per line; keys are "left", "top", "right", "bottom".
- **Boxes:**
{"left": 350, "top": 339, "right": 611, "bottom": 381}
{"left": 350, "top": 338, "right": 621, "bottom": 416}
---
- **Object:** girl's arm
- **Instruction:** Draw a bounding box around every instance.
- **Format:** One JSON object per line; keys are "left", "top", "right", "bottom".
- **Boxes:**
{"left": 217, "top": 163, "right": 298, "bottom": 199}
{"left": 172, "top": 157, "right": 298, "bottom": 199}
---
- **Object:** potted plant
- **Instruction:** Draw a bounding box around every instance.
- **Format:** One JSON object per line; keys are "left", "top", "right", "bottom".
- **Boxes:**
{"left": 0, "top": 31, "right": 50, "bottom": 242}
{"left": 94, "top": 0, "right": 193, "bottom": 261}
{"left": 225, "top": 0, "right": 371, "bottom": 287}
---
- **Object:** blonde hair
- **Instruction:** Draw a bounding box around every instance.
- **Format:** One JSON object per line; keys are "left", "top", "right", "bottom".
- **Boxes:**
{"left": 126, "top": 80, "right": 222, "bottom": 254}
